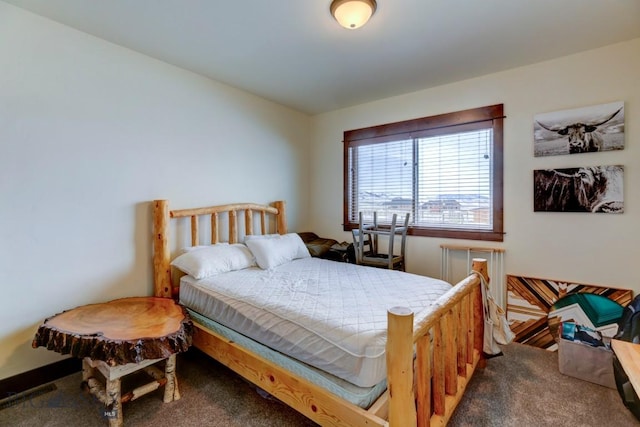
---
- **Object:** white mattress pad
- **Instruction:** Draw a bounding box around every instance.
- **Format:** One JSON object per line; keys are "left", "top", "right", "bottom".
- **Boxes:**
{"left": 180, "top": 257, "right": 451, "bottom": 387}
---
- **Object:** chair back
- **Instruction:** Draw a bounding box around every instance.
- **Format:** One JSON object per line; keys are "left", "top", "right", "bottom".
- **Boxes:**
{"left": 351, "top": 211, "right": 376, "bottom": 264}
{"left": 384, "top": 213, "right": 409, "bottom": 263}
{"left": 352, "top": 212, "right": 410, "bottom": 270}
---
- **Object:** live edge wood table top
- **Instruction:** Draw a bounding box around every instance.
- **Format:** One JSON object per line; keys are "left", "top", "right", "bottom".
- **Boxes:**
{"left": 32, "top": 297, "right": 193, "bottom": 427}
{"left": 33, "top": 296, "right": 192, "bottom": 365}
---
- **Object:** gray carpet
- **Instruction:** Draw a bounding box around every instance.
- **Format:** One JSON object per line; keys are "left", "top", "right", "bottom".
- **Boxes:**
{"left": 2, "top": 343, "right": 638, "bottom": 426}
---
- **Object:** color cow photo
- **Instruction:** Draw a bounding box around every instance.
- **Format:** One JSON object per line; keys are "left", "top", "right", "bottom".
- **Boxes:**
{"left": 533, "top": 165, "right": 623, "bottom": 213}
{"left": 533, "top": 101, "right": 624, "bottom": 157}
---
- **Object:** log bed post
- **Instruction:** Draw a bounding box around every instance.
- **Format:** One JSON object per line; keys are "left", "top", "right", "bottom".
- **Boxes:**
{"left": 273, "top": 200, "right": 287, "bottom": 234}
{"left": 153, "top": 200, "right": 172, "bottom": 298}
{"left": 472, "top": 258, "right": 488, "bottom": 365}
{"left": 387, "top": 306, "right": 417, "bottom": 426}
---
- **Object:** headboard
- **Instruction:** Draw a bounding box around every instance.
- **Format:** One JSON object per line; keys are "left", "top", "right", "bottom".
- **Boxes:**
{"left": 152, "top": 200, "right": 287, "bottom": 298}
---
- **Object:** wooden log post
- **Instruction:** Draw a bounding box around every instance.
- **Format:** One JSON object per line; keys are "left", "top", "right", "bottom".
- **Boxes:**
{"left": 415, "top": 333, "right": 432, "bottom": 426}
{"left": 245, "top": 209, "right": 254, "bottom": 236}
{"left": 163, "top": 354, "right": 180, "bottom": 402}
{"left": 229, "top": 210, "right": 237, "bottom": 243}
{"left": 471, "top": 258, "right": 488, "bottom": 366}
{"left": 387, "top": 306, "right": 416, "bottom": 427}
{"left": 443, "top": 310, "right": 457, "bottom": 396}
{"left": 464, "top": 294, "right": 474, "bottom": 365}
{"left": 105, "top": 378, "right": 122, "bottom": 427}
{"left": 456, "top": 304, "right": 467, "bottom": 376}
{"left": 190, "top": 215, "right": 199, "bottom": 246}
{"left": 273, "top": 200, "right": 287, "bottom": 234}
{"left": 153, "top": 200, "right": 172, "bottom": 298}
{"left": 432, "top": 320, "right": 445, "bottom": 417}
{"left": 211, "top": 212, "right": 219, "bottom": 244}
{"left": 260, "top": 211, "right": 266, "bottom": 234}
{"left": 471, "top": 258, "right": 489, "bottom": 287}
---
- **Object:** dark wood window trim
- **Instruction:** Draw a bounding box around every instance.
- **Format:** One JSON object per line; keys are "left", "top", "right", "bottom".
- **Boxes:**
{"left": 343, "top": 104, "right": 504, "bottom": 242}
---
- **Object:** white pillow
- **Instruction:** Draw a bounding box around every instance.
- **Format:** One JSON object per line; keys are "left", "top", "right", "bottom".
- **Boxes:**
{"left": 244, "top": 233, "right": 310, "bottom": 269}
{"left": 170, "top": 243, "right": 256, "bottom": 279}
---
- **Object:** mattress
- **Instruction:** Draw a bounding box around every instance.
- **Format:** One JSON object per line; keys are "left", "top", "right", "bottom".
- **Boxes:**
{"left": 180, "top": 257, "right": 451, "bottom": 387}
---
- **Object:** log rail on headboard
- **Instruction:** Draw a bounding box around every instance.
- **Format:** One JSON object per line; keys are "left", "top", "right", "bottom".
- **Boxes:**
{"left": 153, "top": 199, "right": 287, "bottom": 298}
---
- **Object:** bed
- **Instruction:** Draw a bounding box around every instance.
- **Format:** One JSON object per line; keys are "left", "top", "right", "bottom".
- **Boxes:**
{"left": 152, "top": 199, "right": 488, "bottom": 426}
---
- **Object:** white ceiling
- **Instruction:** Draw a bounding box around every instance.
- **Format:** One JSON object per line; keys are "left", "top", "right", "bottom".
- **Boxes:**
{"left": 4, "top": 0, "right": 640, "bottom": 114}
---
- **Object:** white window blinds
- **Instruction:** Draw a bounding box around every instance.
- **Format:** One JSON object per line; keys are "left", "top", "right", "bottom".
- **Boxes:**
{"left": 348, "top": 129, "right": 493, "bottom": 229}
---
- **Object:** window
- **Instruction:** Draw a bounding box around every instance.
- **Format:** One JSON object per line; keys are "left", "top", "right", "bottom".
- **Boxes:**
{"left": 343, "top": 104, "right": 504, "bottom": 241}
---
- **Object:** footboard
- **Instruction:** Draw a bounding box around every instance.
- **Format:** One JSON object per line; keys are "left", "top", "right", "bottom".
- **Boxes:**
{"left": 387, "top": 258, "right": 486, "bottom": 426}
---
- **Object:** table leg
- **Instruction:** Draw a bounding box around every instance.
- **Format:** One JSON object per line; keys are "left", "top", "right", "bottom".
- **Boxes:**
{"left": 82, "top": 358, "right": 95, "bottom": 384}
{"left": 105, "top": 378, "right": 122, "bottom": 427}
{"left": 163, "top": 354, "right": 180, "bottom": 402}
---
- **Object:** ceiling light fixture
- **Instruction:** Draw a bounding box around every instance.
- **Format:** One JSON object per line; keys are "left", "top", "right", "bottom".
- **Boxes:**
{"left": 330, "top": 0, "right": 377, "bottom": 30}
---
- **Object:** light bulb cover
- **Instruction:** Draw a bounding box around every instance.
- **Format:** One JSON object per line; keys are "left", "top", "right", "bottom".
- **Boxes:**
{"left": 330, "top": 0, "right": 377, "bottom": 29}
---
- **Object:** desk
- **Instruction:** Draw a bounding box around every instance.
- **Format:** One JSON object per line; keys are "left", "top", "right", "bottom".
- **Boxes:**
{"left": 612, "top": 339, "right": 640, "bottom": 394}
{"left": 33, "top": 297, "right": 192, "bottom": 426}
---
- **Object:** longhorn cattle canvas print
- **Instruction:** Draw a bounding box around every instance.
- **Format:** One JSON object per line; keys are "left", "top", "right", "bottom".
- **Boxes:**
{"left": 533, "top": 165, "right": 624, "bottom": 213}
{"left": 534, "top": 101, "right": 624, "bottom": 157}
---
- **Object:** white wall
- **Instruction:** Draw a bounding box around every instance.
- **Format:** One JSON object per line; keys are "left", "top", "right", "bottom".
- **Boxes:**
{"left": 310, "top": 38, "right": 639, "bottom": 291}
{"left": 0, "top": 3, "right": 311, "bottom": 379}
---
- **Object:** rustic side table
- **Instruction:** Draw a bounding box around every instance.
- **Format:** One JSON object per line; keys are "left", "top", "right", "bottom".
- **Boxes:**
{"left": 33, "top": 296, "right": 192, "bottom": 427}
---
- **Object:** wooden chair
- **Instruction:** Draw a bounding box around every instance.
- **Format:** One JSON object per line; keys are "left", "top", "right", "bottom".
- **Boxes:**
{"left": 351, "top": 228, "right": 374, "bottom": 262}
{"left": 352, "top": 212, "right": 409, "bottom": 271}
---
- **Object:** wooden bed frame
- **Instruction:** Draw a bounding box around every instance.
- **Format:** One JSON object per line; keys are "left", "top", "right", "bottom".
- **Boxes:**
{"left": 152, "top": 199, "right": 487, "bottom": 427}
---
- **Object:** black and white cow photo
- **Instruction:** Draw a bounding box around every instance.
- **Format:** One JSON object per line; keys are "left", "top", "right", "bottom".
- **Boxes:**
{"left": 534, "top": 101, "right": 624, "bottom": 157}
{"left": 533, "top": 165, "right": 624, "bottom": 213}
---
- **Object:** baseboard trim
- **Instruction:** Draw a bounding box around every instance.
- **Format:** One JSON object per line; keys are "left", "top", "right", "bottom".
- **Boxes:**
{"left": 0, "top": 358, "right": 81, "bottom": 400}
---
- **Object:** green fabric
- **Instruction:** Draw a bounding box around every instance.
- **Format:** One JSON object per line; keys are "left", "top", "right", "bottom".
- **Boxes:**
{"left": 552, "top": 293, "right": 623, "bottom": 327}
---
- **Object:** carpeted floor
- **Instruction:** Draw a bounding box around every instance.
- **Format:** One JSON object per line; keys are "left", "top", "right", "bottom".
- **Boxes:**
{"left": 2, "top": 343, "right": 638, "bottom": 426}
